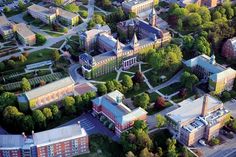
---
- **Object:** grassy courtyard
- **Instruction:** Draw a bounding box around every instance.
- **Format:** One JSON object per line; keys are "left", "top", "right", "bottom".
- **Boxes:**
{"left": 159, "top": 82, "right": 183, "bottom": 95}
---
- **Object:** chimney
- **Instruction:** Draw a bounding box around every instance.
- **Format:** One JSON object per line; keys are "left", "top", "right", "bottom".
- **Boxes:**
{"left": 22, "top": 132, "right": 26, "bottom": 139}
{"left": 32, "top": 130, "right": 34, "bottom": 135}
{"left": 201, "top": 95, "right": 209, "bottom": 117}
{"left": 77, "top": 121, "right": 81, "bottom": 128}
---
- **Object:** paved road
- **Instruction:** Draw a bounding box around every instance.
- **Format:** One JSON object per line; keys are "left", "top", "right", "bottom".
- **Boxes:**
{"left": 68, "top": 64, "right": 87, "bottom": 83}
{"left": 224, "top": 99, "right": 236, "bottom": 117}
{"left": 0, "top": 126, "right": 8, "bottom": 135}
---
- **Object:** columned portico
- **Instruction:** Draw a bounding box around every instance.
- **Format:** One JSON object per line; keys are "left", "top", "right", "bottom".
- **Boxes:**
{"left": 123, "top": 57, "right": 137, "bottom": 70}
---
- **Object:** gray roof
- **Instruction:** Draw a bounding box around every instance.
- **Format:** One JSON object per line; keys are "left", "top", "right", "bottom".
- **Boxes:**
{"left": 25, "top": 76, "right": 75, "bottom": 100}
{"left": 0, "top": 135, "right": 24, "bottom": 149}
{"left": 33, "top": 124, "right": 87, "bottom": 146}
{"left": 93, "top": 51, "right": 116, "bottom": 63}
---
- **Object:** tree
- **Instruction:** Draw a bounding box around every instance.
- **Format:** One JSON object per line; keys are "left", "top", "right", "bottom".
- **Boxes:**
{"left": 102, "top": 0, "right": 111, "bottom": 9}
{"left": 54, "top": 0, "right": 64, "bottom": 6}
{"left": 19, "top": 54, "right": 27, "bottom": 63}
{"left": 105, "top": 81, "right": 115, "bottom": 92}
{"left": 64, "top": 4, "right": 79, "bottom": 13}
{"left": 133, "top": 120, "right": 148, "bottom": 133}
{"left": 7, "top": 60, "right": 16, "bottom": 68}
{"left": 136, "top": 129, "right": 153, "bottom": 150}
{"left": 36, "top": 34, "right": 47, "bottom": 45}
{"left": 172, "top": 8, "right": 189, "bottom": 18}
{"left": 197, "top": 6, "right": 211, "bottom": 22}
{"left": 126, "top": 151, "right": 136, "bottom": 157}
{"left": 93, "top": 14, "right": 106, "bottom": 25}
{"left": 21, "top": 77, "right": 31, "bottom": 91}
{"left": 186, "top": 4, "right": 199, "bottom": 12}
{"left": 122, "top": 75, "right": 133, "bottom": 90}
{"left": 52, "top": 49, "right": 60, "bottom": 61}
{"left": 155, "top": 96, "right": 165, "bottom": 109}
{"left": 183, "top": 35, "right": 194, "bottom": 52}
{"left": 42, "top": 108, "right": 53, "bottom": 120}
{"left": 139, "top": 148, "right": 151, "bottom": 157}
{"left": 166, "top": 138, "right": 178, "bottom": 157}
{"left": 20, "top": 115, "right": 34, "bottom": 133}
{"left": 63, "top": 96, "right": 76, "bottom": 114}
{"left": 187, "top": 13, "right": 202, "bottom": 27}
{"left": 50, "top": 104, "right": 61, "bottom": 120}
{"left": 113, "top": 80, "right": 124, "bottom": 93}
{"left": 181, "top": 71, "right": 199, "bottom": 90}
{"left": 32, "top": 109, "right": 46, "bottom": 128}
{"left": 0, "top": 92, "right": 17, "bottom": 113}
{"left": 133, "top": 71, "right": 144, "bottom": 83}
{"left": 128, "top": 12, "right": 136, "bottom": 19}
{"left": 0, "top": 62, "right": 5, "bottom": 72}
{"left": 97, "top": 83, "right": 107, "bottom": 95}
{"left": 133, "top": 93, "right": 150, "bottom": 110}
{"left": 3, "top": 6, "right": 10, "bottom": 13}
{"left": 18, "top": 0, "right": 25, "bottom": 10}
{"left": 156, "top": 114, "right": 167, "bottom": 128}
{"left": 194, "top": 36, "right": 211, "bottom": 56}
{"left": 157, "top": 147, "right": 163, "bottom": 157}
{"left": 179, "top": 88, "right": 187, "bottom": 98}
{"left": 212, "top": 11, "right": 222, "bottom": 20}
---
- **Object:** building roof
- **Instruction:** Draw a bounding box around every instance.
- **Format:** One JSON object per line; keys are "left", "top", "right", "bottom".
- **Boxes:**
{"left": 92, "top": 90, "right": 147, "bottom": 124}
{"left": 58, "top": 8, "right": 78, "bottom": 19}
{"left": 15, "top": 23, "right": 35, "bottom": 38}
{"left": 167, "top": 95, "right": 222, "bottom": 124}
{"left": 81, "top": 25, "right": 111, "bottom": 38}
{"left": 74, "top": 82, "right": 97, "bottom": 95}
{"left": 122, "top": 0, "right": 153, "bottom": 7}
{"left": 28, "top": 4, "right": 54, "bottom": 15}
{"left": 0, "top": 135, "right": 24, "bottom": 149}
{"left": 184, "top": 54, "right": 226, "bottom": 74}
{"left": 0, "top": 16, "right": 11, "bottom": 26}
{"left": 93, "top": 50, "right": 116, "bottom": 63}
{"left": 33, "top": 124, "right": 87, "bottom": 147}
{"left": 25, "top": 76, "right": 75, "bottom": 100}
{"left": 210, "top": 67, "right": 236, "bottom": 82}
{"left": 229, "top": 37, "right": 236, "bottom": 52}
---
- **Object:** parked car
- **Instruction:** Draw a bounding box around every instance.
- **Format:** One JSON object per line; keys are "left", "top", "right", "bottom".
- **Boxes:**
{"left": 198, "top": 139, "right": 207, "bottom": 146}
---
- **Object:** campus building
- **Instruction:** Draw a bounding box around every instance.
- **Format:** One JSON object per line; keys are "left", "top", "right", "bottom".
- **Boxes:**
{"left": 43, "top": 0, "right": 75, "bottom": 6}
{"left": 0, "top": 15, "right": 14, "bottom": 40}
{"left": 13, "top": 23, "right": 36, "bottom": 46}
{"left": 27, "top": 4, "right": 79, "bottom": 26}
{"left": 166, "top": 94, "right": 230, "bottom": 146}
{"left": 18, "top": 77, "right": 75, "bottom": 110}
{"left": 122, "top": 0, "right": 154, "bottom": 16}
{"left": 222, "top": 37, "right": 236, "bottom": 60}
{"left": 184, "top": 54, "right": 236, "bottom": 94}
{"left": 0, "top": 124, "right": 89, "bottom": 157}
{"left": 79, "top": 9, "right": 171, "bottom": 79}
{"left": 92, "top": 90, "right": 147, "bottom": 136}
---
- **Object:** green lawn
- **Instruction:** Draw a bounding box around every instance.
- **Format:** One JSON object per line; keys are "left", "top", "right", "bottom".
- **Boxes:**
{"left": 70, "top": 35, "right": 80, "bottom": 42}
{"left": 127, "top": 65, "right": 139, "bottom": 73}
{"left": 149, "top": 92, "right": 161, "bottom": 103}
{"left": 94, "top": 11, "right": 106, "bottom": 17}
{"left": 94, "top": 71, "right": 117, "bottom": 82}
{"left": 79, "top": 5, "right": 87, "bottom": 11}
{"left": 44, "top": 31, "right": 63, "bottom": 37}
{"left": 23, "top": 14, "right": 35, "bottom": 23}
{"left": 147, "top": 101, "right": 172, "bottom": 115}
{"left": 118, "top": 72, "right": 133, "bottom": 81}
{"left": 141, "top": 64, "right": 152, "bottom": 72}
{"left": 126, "top": 82, "right": 149, "bottom": 98}
{"left": 159, "top": 82, "right": 183, "bottom": 95}
{"left": 5, "top": 9, "right": 23, "bottom": 17}
{"left": 51, "top": 40, "right": 65, "bottom": 48}
{"left": 171, "top": 90, "right": 195, "bottom": 103}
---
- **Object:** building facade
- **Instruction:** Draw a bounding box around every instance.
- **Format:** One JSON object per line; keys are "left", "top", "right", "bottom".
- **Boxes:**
{"left": 79, "top": 10, "right": 171, "bottom": 79}
{"left": 14, "top": 23, "right": 36, "bottom": 46}
{"left": 122, "top": 0, "right": 154, "bottom": 15}
{"left": 0, "top": 124, "right": 89, "bottom": 157}
{"left": 18, "top": 77, "right": 75, "bottom": 110}
{"left": 184, "top": 54, "right": 236, "bottom": 94}
{"left": 92, "top": 90, "right": 147, "bottom": 136}
{"left": 222, "top": 37, "right": 236, "bottom": 60}
{"left": 166, "top": 95, "right": 230, "bottom": 146}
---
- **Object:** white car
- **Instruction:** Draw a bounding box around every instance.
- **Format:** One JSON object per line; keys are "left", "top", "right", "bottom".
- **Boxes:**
{"left": 198, "top": 139, "right": 207, "bottom": 146}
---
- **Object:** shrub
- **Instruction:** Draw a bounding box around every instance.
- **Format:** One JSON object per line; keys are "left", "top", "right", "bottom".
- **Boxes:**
{"left": 210, "top": 137, "right": 220, "bottom": 146}
{"left": 222, "top": 91, "right": 231, "bottom": 101}
{"left": 36, "top": 34, "right": 47, "bottom": 45}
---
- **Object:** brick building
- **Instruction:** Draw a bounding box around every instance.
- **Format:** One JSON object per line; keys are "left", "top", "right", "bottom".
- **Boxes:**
{"left": 166, "top": 94, "right": 230, "bottom": 146}
{"left": 92, "top": 90, "right": 147, "bottom": 136}
{"left": 122, "top": 0, "right": 154, "bottom": 16}
{"left": 184, "top": 54, "right": 236, "bottom": 94}
{"left": 0, "top": 124, "right": 89, "bottom": 157}
{"left": 79, "top": 9, "right": 171, "bottom": 79}
{"left": 222, "top": 37, "right": 236, "bottom": 60}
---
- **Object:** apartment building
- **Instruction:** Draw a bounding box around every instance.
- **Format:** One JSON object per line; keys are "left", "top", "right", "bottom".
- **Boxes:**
{"left": 79, "top": 10, "right": 171, "bottom": 79}
{"left": 0, "top": 124, "right": 89, "bottom": 157}
{"left": 166, "top": 95, "right": 230, "bottom": 146}
{"left": 184, "top": 54, "right": 236, "bottom": 94}
{"left": 0, "top": 15, "right": 14, "bottom": 40}
{"left": 28, "top": 4, "right": 57, "bottom": 24}
{"left": 122, "top": 0, "right": 154, "bottom": 15}
{"left": 57, "top": 8, "right": 79, "bottom": 26}
{"left": 92, "top": 90, "right": 147, "bottom": 136}
{"left": 14, "top": 23, "right": 36, "bottom": 46}
{"left": 222, "top": 37, "right": 236, "bottom": 60}
{"left": 18, "top": 77, "right": 75, "bottom": 110}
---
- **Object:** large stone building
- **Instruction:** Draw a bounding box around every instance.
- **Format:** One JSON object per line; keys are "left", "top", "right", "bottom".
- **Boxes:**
{"left": 0, "top": 124, "right": 89, "bottom": 157}
{"left": 79, "top": 9, "right": 171, "bottom": 79}
{"left": 184, "top": 54, "right": 236, "bottom": 94}
{"left": 122, "top": 0, "right": 154, "bottom": 16}
{"left": 166, "top": 94, "right": 230, "bottom": 146}
{"left": 28, "top": 4, "right": 79, "bottom": 26}
{"left": 222, "top": 37, "right": 236, "bottom": 60}
{"left": 92, "top": 90, "right": 147, "bottom": 136}
{"left": 0, "top": 16, "right": 14, "bottom": 40}
{"left": 13, "top": 23, "right": 36, "bottom": 46}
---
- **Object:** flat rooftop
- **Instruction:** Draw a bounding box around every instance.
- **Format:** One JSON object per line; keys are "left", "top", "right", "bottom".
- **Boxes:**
{"left": 28, "top": 4, "right": 54, "bottom": 15}
{"left": 25, "top": 76, "right": 75, "bottom": 101}
{"left": 58, "top": 8, "right": 78, "bottom": 19}
{"left": 167, "top": 95, "right": 222, "bottom": 124}
{"left": 122, "top": 0, "right": 153, "bottom": 7}
{"left": 0, "top": 16, "right": 11, "bottom": 27}
{"left": 0, "top": 135, "right": 24, "bottom": 149}
{"left": 33, "top": 124, "right": 87, "bottom": 147}
{"left": 74, "top": 82, "right": 97, "bottom": 95}
{"left": 15, "top": 23, "right": 35, "bottom": 38}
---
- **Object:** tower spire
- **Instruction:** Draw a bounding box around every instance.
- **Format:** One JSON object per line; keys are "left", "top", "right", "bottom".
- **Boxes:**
{"left": 131, "top": 33, "right": 138, "bottom": 50}
{"left": 149, "top": 7, "right": 157, "bottom": 26}
{"left": 113, "top": 39, "right": 122, "bottom": 55}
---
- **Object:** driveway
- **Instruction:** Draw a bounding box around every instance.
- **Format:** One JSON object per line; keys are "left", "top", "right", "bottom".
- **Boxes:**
{"left": 224, "top": 99, "right": 236, "bottom": 118}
